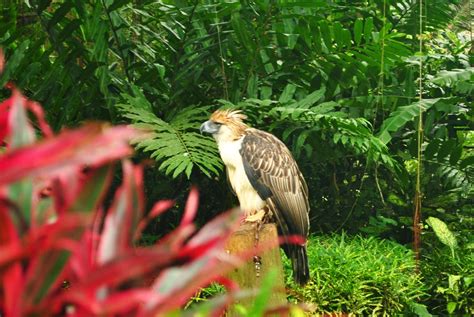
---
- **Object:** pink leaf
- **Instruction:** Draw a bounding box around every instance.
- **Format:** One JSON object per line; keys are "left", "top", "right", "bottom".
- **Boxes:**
{"left": 0, "top": 95, "right": 12, "bottom": 144}
{"left": 180, "top": 187, "right": 199, "bottom": 227}
{"left": 25, "top": 100, "right": 52, "bottom": 138}
{"left": 134, "top": 200, "right": 174, "bottom": 241}
{"left": 97, "top": 161, "right": 144, "bottom": 264}
{"left": 21, "top": 213, "right": 93, "bottom": 308}
{"left": 0, "top": 123, "right": 143, "bottom": 185}
{"left": 8, "top": 89, "right": 36, "bottom": 148}
{"left": 2, "top": 263, "right": 23, "bottom": 317}
{"left": 0, "top": 48, "right": 4, "bottom": 73}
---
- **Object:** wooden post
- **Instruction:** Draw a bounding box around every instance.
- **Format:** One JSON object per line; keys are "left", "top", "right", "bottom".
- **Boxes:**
{"left": 225, "top": 223, "right": 287, "bottom": 315}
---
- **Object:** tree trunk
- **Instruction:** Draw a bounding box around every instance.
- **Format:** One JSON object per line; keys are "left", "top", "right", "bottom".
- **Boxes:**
{"left": 225, "top": 223, "right": 287, "bottom": 316}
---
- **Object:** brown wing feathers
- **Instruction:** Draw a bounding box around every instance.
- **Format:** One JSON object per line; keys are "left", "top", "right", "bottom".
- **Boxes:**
{"left": 240, "top": 129, "right": 310, "bottom": 284}
{"left": 240, "top": 129, "right": 309, "bottom": 236}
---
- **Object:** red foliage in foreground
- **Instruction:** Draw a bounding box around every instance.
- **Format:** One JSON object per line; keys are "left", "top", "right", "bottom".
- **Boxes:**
{"left": 0, "top": 83, "right": 250, "bottom": 316}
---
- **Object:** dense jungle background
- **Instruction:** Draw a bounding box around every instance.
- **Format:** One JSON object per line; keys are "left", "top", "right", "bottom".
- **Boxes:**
{"left": 1, "top": 0, "right": 472, "bottom": 315}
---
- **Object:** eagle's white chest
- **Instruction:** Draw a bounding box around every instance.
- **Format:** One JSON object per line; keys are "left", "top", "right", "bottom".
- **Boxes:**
{"left": 218, "top": 138, "right": 266, "bottom": 214}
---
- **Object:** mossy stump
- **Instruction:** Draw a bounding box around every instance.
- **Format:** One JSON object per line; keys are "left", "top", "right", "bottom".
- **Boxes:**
{"left": 225, "top": 223, "right": 287, "bottom": 315}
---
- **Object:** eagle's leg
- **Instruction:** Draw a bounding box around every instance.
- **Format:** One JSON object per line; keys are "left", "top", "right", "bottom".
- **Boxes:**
{"left": 243, "top": 208, "right": 266, "bottom": 246}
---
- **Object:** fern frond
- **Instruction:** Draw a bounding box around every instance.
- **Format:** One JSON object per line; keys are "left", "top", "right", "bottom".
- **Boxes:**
{"left": 269, "top": 103, "right": 397, "bottom": 169}
{"left": 223, "top": 96, "right": 398, "bottom": 169}
{"left": 117, "top": 88, "right": 222, "bottom": 179}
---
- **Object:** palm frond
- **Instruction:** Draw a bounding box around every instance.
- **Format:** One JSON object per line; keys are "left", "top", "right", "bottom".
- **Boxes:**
{"left": 377, "top": 98, "right": 441, "bottom": 144}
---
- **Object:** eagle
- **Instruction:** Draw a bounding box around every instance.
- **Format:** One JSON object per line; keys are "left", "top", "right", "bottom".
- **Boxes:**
{"left": 200, "top": 109, "right": 310, "bottom": 285}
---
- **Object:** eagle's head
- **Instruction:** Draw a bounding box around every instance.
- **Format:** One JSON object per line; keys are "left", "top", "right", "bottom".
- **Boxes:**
{"left": 200, "top": 109, "right": 248, "bottom": 142}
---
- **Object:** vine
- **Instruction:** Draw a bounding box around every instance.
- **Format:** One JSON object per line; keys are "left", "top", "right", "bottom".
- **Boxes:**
{"left": 413, "top": 0, "right": 425, "bottom": 272}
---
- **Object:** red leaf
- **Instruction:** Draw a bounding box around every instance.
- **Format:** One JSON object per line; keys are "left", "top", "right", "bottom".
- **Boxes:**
{"left": 0, "top": 95, "right": 12, "bottom": 144}
{"left": 0, "top": 48, "right": 4, "bottom": 73}
{"left": 153, "top": 223, "right": 196, "bottom": 255}
{"left": 2, "top": 263, "right": 23, "bottom": 317}
{"left": 145, "top": 252, "right": 241, "bottom": 315}
{"left": 0, "top": 197, "right": 24, "bottom": 317}
{"left": 0, "top": 87, "right": 52, "bottom": 148}
{"left": 0, "top": 195, "right": 25, "bottom": 271}
{"left": 50, "top": 165, "right": 113, "bottom": 217}
{"left": 51, "top": 288, "right": 158, "bottom": 316}
{"left": 49, "top": 167, "right": 82, "bottom": 216}
{"left": 0, "top": 194, "right": 20, "bottom": 246}
{"left": 134, "top": 199, "right": 174, "bottom": 241}
{"left": 21, "top": 213, "right": 93, "bottom": 308}
{"left": 0, "top": 243, "right": 24, "bottom": 271}
{"left": 25, "top": 100, "right": 53, "bottom": 138}
{"left": 0, "top": 123, "right": 143, "bottom": 185}
{"left": 97, "top": 161, "right": 144, "bottom": 264}
{"left": 70, "top": 166, "right": 113, "bottom": 219}
{"left": 187, "top": 208, "right": 242, "bottom": 248}
{"left": 180, "top": 187, "right": 199, "bottom": 227}
{"left": 140, "top": 210, "right": 243, "bottom": 315}
{"left": 66, "top": 249, "right": 176, "bottom": 293}
{"left": 8, "top": 89, "right": 36, "bottom": 148}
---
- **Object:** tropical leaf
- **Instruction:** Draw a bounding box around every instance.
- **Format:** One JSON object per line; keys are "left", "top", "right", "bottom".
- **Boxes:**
{"left": 377, "top": 99, "right": 441, "bottom": 144}
{"left": 430, "top": 67, "right": 474, "bottom": 86}
{"left": 389, "top": 0, "right": 459, "bottom": 34}
{"left": 426, "top": 216, "right": 458, "bottom": 258}
{"left": 117, "top": 87, "right": 222, "bottom": 179}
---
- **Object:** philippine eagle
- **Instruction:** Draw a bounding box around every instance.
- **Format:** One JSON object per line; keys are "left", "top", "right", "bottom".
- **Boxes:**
{"left": 200, "top": 109, "right": 310, "bottom": 285}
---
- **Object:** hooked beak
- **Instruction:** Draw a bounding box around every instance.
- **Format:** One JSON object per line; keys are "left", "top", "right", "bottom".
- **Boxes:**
{"left": 200, "top": 120, "right": 220, "bottom": 135}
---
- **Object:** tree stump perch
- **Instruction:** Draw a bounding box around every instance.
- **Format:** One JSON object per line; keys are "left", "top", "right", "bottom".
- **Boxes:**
{"left": 225, "top": 223, "right": 287, "bottom": 315}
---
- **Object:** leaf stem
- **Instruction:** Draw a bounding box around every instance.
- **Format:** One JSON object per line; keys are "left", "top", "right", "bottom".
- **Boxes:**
{"left": 100, "top": 0, "right": 133, "bottom": 83}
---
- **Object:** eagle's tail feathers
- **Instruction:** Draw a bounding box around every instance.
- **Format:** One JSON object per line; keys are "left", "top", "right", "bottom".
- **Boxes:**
{"left": 293, "top": 245, "right": 310, "bottom": 285}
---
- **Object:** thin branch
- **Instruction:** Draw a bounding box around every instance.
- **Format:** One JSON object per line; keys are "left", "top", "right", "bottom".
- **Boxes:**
{"left": 374, "top": 164, "right": 386, "bottom": 206}
{"left": 413, "top": 0, "right": 424, "bottom": 273}
{"left": 100, "top": 0, "right": 133, "bottom": 83}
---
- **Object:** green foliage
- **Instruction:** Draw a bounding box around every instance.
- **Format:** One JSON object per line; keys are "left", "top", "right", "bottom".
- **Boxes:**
{"left": 430, "top": 67, "right": 474, "bottom": 92}
{"left": 388, "top": 0, "right": 459, "bottom": 35}
{"left": 219, "top": 97, "right": 397, "bottom": 170}
{"left": 421, "top": 235, "right": 474, "bottom": 316}
{"left": 378, "top": 98, "right": 441, "bottom": 144}
{"left": 283, "top": 234, "right": 427, "bottom": 316}
{"left": 426, "top": 217, "right": 458, "bottom": 257}
{"left": 117, "top": 86, "right": 222, "bottom": 178}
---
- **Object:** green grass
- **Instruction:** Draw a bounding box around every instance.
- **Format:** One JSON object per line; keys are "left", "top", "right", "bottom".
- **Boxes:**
{"left": 282, "top": 234, "right": 427, "bottom": 316}
{"left": 185, "top": 234, "right": 428, "bottom": 315}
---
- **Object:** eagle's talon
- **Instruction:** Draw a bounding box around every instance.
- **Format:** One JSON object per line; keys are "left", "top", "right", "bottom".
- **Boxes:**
{"left": 244, "top": 209, "right": 266, "bottom": 223}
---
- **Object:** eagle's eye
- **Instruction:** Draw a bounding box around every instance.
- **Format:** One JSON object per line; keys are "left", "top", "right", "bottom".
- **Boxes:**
{"left": 200, "top": 120, "right": 222, "bottom": 134}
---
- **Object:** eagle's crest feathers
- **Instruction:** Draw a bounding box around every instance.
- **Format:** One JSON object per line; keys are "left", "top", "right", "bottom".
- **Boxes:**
{"left": 210, "top": 109, "right": 248, "bottom": 138}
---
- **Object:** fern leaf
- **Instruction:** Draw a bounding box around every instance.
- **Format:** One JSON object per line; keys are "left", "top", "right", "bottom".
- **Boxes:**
{"left": 117, "top": 87, "right": 222, "bottom": 179}
{"left": 268, "top": 106, "right": 398, "bottom": 169}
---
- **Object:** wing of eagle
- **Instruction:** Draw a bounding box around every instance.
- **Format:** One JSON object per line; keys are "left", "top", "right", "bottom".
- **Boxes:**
{"left": 200, "top": 109, "right": 310, "bottom": 285}
{"left": 241, "top": 129, "right": 310, "bottom": 285}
